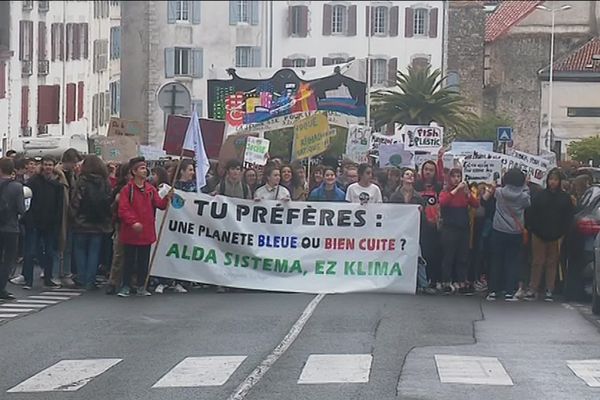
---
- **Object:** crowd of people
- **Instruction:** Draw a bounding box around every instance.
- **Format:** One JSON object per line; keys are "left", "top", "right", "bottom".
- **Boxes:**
{"left": 0, "top": 147, "right": 594, "bottom": 303}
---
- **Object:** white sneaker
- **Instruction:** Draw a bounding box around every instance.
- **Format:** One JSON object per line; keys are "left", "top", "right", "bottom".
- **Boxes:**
{"left": 515, "top": 288, "right": 525, "bottom": 299}
{"left": 10, "top": 275, "right": 26, "bottom": 285}
{"left": 51, "top": 278, "right": 62, "bottom": 287}
{"left": 155, "top": 284, "right": 165, "bottom": 294}
{"left": 61, "top": 277, "right": 76, "bottom": 288}
{"left": 174, "top": 283, "right": 188, "bottom": 293}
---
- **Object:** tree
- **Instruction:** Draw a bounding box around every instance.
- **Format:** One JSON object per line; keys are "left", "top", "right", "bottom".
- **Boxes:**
{"left": 568, "top": 136, "right": 600, "bottom": 165}
{"left": 450, "top": 113, "right": 514, "bottom": 143}
{"left": 371, "top": 65, "right": 478, "bottom": 137}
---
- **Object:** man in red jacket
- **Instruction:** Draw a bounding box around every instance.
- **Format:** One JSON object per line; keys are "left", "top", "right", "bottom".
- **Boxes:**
{"left": 117, "top": 157, "right": 168, "bottom": 297}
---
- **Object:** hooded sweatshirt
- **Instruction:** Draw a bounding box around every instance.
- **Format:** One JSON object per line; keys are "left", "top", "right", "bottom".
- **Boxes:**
{"left": 526, "top": 174, "right": 574, "bottom": 242}
{"left": 415, "top": 159, "right": 444, "bottom": 226}
{"left": 493, "top": 185, "right": 531, "bottom": 234}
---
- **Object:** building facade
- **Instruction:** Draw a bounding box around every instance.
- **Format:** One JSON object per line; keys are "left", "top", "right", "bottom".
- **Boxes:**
{"left": 121, "top": 0, "right": 445, "bottom": 148}
{"left": 0, "top": 0, "right": 120, "bottom": 156}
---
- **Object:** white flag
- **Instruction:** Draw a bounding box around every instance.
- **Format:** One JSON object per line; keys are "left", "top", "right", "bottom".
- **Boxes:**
{"left": 182, "top": 107, "right": 210, "bottom": 190}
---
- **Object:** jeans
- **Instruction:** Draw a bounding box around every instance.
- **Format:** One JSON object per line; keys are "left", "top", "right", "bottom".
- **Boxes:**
{"left": 73, "top": 233, "right": 103, "bottom": 287}
{"left": 23, "top": 227, "right": 57, "bottom": 285}
{"left": 441, "top": 225, "right": 470, "bottom": 283}
{"left": 62, "top": 229, "right": 75, "bottom": 276}
{"left": 490, "top": 229, "right": 523, "bottom": 295}
{"left": 0, "top": 232, "right": 19, "bottom": 293}
{"left": 122, "top": 245, "right": 151, "bottom": 289}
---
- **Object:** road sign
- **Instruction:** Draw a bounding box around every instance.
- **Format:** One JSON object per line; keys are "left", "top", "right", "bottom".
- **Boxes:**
{"left": 497, "top": 127, "right": 513, "bottom": 142}
{"left": 157, "top": 82, "right": 191, "bottom": 116}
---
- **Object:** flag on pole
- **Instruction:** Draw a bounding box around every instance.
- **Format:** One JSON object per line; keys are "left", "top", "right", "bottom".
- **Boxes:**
{"left": 182, "top": 107, "right": 210, "bottom": 190}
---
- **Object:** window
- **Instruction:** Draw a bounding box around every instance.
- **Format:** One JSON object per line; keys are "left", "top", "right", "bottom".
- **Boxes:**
{"left": 229, "top": 0, "right": 258, "bottom": 25}
{"left": 567, "top": 108, "right": 600, "bottom": 117}
{"left": 235, "top": 46, "right": 261, "bottom": 67}
{"left": 66, "top": 83, "right": 76, "bottom": 123}
{"left": 447, "top": 71, "right": 459, "bottom": 92}
{"left": 332, "top": 5, "right": 346, "bottom": 34}
{"left": 289, "top": 5, "right": 308, "bottom": 37}
{"left": 374, "top": 6, "right": 387, "bottom": 35}
{"left": 411, "top": 55, "right": 430, "bottom": 70}
{"left": 292, "top": 58, "right": 306, "bottom": 68}
{"left": 176, "top": 0, "right": 189, "bottom": 21}
{"left": 66, "top": 23, "right": 73, "bottom": 60}
{"left": 238, "top": 0, "right": 249, "bottom": 23}
{"left": 110, "top": 27, "right": 121, "bottom": 59}
{"left": 94, "top": 1, "right": 109, "bottom": 18}
{"left": 110, "top": 80, "right": 121, "bottom": 115}
{"left": 372, "top": 59, "right": 387, "bottom": 86}
{"left": 175, "top": 47, "right": 190, "bottom": 75}
{"left": 38, "top": 1, "right": 49, "bottom": 12}
{"left": 413, "top": 8, "right": 428, "bottom": 36}
{"left": 93, "top": 39, "right": 108, "bottom": 72}
{"left": 19, "top": 21, "right": 34, "bottom": 61}
{"left": 165, "top": 47, "right": 203, "bottom": 78}
{"left": 37, "top": 85, "right": 60, "bottom": 125}
{"left": 38, "top": 22, "right": 47, "bottom": 61}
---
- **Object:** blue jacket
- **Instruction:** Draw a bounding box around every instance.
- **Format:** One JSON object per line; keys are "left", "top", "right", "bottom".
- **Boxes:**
{"left": 308, "top": 183, "right": 346, "bottom": 202}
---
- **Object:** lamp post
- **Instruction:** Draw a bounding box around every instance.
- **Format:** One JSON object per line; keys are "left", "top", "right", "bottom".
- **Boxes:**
{"left": 536, "top": 3, "right": 571, "bottom": 153}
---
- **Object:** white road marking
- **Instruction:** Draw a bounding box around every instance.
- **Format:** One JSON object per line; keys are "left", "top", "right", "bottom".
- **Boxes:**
{"left": 52, "top": 288, "right": 85, "bottom": 292}
{"left": 7, "top": 359, "right": 123, "bottom": 392}
{"left": 298, "top": 354, "right": 372, "bottom": 384}
{"left": 153, "top": 356, "right": 247, "bottom": 388}
{"left": 0, "top": 308, "right": 33, "bottom": 313}
{"left": 567, "top": 360, "right": 600, "bottom": 387}
{"left": 562, "top": 303, "right": 575, "bottom": 310}
{"left": 17, "top": 299, "right": 58, "bottom": 304}
{"left": 435, "top": 355, "right": 513, "bottom": 386}
{"left": 0, "top": 303, "right": 48, "bottom": 308}
{"left": 227, "top": 294, "right": 326, "bottom": 400}
{"left": 28, "top": 295, "right": 71, "bottom": 301}
{"left": 0, "top": 313, "right": 19, "bottom": 318}
{"left": 40, "top": 291, "right": 81, "bottom": 296}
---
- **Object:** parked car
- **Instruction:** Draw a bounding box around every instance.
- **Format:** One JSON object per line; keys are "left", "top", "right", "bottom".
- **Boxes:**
{"left": 565, "top": 185, "right": 600, "bottom": 314}
{"left": 576, "top": 167, "right": 600, "bottom": 184}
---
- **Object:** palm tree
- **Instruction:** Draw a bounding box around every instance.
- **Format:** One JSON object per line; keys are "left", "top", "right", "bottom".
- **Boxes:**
{"left": 371, "top": 65, "right": 478, "bottom": 137}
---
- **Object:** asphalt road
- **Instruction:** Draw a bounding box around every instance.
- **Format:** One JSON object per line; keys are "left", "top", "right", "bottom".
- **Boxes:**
{"left": 1, "top": 286, "right": 599, "bottom": 400}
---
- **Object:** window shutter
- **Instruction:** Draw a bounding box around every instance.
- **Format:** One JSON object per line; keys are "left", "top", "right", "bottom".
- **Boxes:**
{"left": 82, "top": 24, "right": 88, "bottom": 59}
{"left": 251, "top": 47, "right": 261, "bottom": 67}
{"left": 38, "top": 85, "right": 60, "bottom": 125}
{"left": 347, "top": 5, "right": 357, "bottom": 36}
{"left": 322, "top": 4, "right": 332, "bottom": 36}
{"left": 282, "top": 58, "right": 293, "bottom": 67}
{"left": 59, "top": 23, "right": 64, "bottom": 60}
{"left": 28, "top": 22, "right": 33, "bottom": 60}
{"left": 405, "top": 8, "right": 414, "bottom": 37}
{"left": 116, "top": 27, "right": 120, "bottom": 58}
{"left": 191, "top": 1, "right": 201, "bottom": 24}
{"left": 429, "top": 8, "right": 438, "bottom": 38}
{"left": 322, "top": 57, "right": 333, "bottom": 66}
{"left": 51, "top": 24, "right": 56, "bottom": 61}
{"left": 73, "top": 24, "right": 80, "bottom": 59}
{"left": 19, "top": 22, "right": 24, "bottom": 60}
{"left": 167, "top": 0, "right": 177, "bottom": 23}
{"left": 307, "top": 57, "right": 316, "bottom": 67}
{"left": 369, "top": 59, "right": 374, "bottom": 86}
{"left": 250, "top": 1, "right": 259, "bottom": 25}
{"left": 38, "top": 22, "right": 47, "bottom": 61}
{"left": 300, "top": 6, "right": 309, "bottom": 37}
{"left": 0, "top": 62, "right": 5, "bottom": 99}
{"left": 387, "top": 58, "right": 397, "bottom": 87}
{"left": 66, "top": 24, "right": 71, "bottom": 61}
{"left": 390, "top": 6, "right": 399, "bottom": 37}
{"left": 365, "top": 6, "right": 370, "bottom": 36}
{"left": 192, "top": 48, "right": 203, "bottom": 77}
{"left": 66, "top": 83, "right": 76, "bottom": 123}
{"left": 116, "top": 81, "right": 121, "bottom": 115}
{"left": 77, "top": 81, "right": 84, "bottom": 119}
{"left": 104, "top": 91, "right": 111, "bottom": 125}
{"left": 165, "top": 47, "right": 175, "bottom": 78}
{"left": 287, "top": 6, "right": 293, "bottom": 36}
{"left": 92, "top": 94, "right": 97, "bottom": 129}
{"left": 229, "top": 1, "right": 238, "bottom": 25}
{"left": 21, "top": 86, "right": 29, "bottom": 128}
{"left": 98, "top": 91, "right": 104, "bottom": 126}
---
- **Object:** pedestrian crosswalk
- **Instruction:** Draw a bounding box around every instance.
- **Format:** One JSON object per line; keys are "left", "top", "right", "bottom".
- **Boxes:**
{"left": 4, "top": 354, "right": 600, "bottom": 394}
{"left": 0, "top": 289, "right": 83, "bottom": 324}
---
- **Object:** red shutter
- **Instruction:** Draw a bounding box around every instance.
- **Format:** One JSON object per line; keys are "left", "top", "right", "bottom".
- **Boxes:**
{"left": 347, "top": 5, "right": 357, "bottom": 36}
{"left": 38, "top": 85, "right": 60, "bottom": 124}
{"left": 300, "top": 6, "right": 308, "bottom": 37}
{"left": 38, "top": 22, "right": 47, "bottom": 60}
{"left": 387, "top": 58, "right": 398, "bottom": 86}
{"left": 77, "top": 81, "right": 84, "bottom": 119}
{"left": 82, "top": 24, "right": 88, "bottom": 59}
{"left": 21, "top": 86, "right": 29, "bottom": 128}
{"left": 0, "top": 62, "right": 5, "bottom": 99}
{"left": 322, "top": 4, "right": 332, "bottom": 36}
{"left": 429, "top": 8, "right": 438, "bottom": 38}
{"left": 19, "top": 21, "right": 25, "bottom": 60}
{"left": 73, "top": 24, "right": 80, "bottom": 59}
{"left": 66, "top": 83, "right": 76, "bottom": 122}
{"left": 405, "top": 8, "right": 414, "bottom": 38}
{"left": 390, "top": 6, "right": 399, "bottom": 37}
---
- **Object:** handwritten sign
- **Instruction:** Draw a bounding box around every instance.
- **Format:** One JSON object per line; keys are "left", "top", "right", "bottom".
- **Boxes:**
{"left": 463, "top": 159, "right": 502, "bottom": 184}
{"left": 244, "top": 137, "right": 270, "bottom": 166}
{"left": 345, "top": 124, "right": 371, "bottom": 163}
{"left": 94, "top": 136, "right": 139, "bottom": 162}
{"left": 465, "top": 150, "right": 548, "bottom": 186}
{"left": 378, "top": 143, "right": 414, "bottom": 168}
{"left": 401, "top": 125, "right": 444, "bottom": 151}
{"left": 107, "top": 117, "right": 143, "bottom": 137}
{"left": 293, "top": 113, "right": 330, "bottom": 160}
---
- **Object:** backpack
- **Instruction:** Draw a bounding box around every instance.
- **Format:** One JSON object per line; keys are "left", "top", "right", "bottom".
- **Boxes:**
{"left": 0, "top": 180, "right": 12, "bottom": 225}
{"left": 79, "top": 179, "right": 112, "bottom": 224}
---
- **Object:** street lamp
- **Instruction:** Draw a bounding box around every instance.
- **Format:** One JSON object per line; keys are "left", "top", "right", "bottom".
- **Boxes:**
{"left": 536, "top": 3, "right": 571, "bottom": 153}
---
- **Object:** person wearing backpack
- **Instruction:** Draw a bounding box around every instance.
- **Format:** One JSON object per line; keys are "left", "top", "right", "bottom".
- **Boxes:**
{"left": 0, "top": 158, "right": 25, "bottom": 299}
{"left": 70, "top": 155, "right": 113, "bottom": 290}
{"left": 211, "top": 159, "right": 252, "bottom": 200}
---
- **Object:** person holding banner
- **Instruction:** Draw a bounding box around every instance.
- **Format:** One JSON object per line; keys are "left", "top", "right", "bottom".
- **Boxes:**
{"left": 117, "top": 157, "right": 169, "bottom": 298}
{"left": 345, "top": 164, "right": 383, "bottom": 205}
{"left": 308, "top": 166, "right": 346, "bottom": 202}
{"left": 254, "top": 164, "right": 291, "bottom": 201}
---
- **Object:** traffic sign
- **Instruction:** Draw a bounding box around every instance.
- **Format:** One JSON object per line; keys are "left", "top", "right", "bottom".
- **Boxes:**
{"left": 497, "top": 127, "right": 513, "bottom": 142}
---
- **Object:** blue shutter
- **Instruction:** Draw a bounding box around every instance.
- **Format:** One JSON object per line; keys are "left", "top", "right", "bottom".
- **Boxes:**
{"left": 191, "top": 1, "right": 201, "bottom": 24}
{"left": 229, "top": 1, "right": 239, "bottom": 25}
{"left": 116, "top": 80, "right": 121, "bottom": 116}
{"left": 165, "top": 47, "right": 175, "bottom": 78}
{"left": 192, "top": 48, "right": 203, "bottom": 78}
{"left": 116, "top": 28, "right": 121, "bottom": 58}
{"left": 251, "top": 47, "right": 261, "bottom": 67}
{"left": 250, "top": 1, "right": 259, "bottom": 25}
{"left": 167, "top": 1, "right": 177, "bottom": 24}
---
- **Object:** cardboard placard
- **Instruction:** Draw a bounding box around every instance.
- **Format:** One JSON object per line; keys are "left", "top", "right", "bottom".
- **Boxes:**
{"left": 401, "top": 125, "right": 444, "bottom": 152}
{"left": 244, "top": 137, "right": 270, "bottom": 166}
{"left": 378, "top": 143, "right": 414, "bottom": 168}
{"left": 107, "top": 117, "right": 143, "bottom": 137}
{"left": 292, "top": 113, "right": 331, "bottom": 160}
{"left": 94, "top": 136, "right": 139, "bottom": 163}
{"left": 345, "top": 124, "right": 371, "bottom": 164}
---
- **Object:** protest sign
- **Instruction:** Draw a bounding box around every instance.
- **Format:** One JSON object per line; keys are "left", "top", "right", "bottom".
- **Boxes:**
{"left": 107, "top": 117, "right": 143, "bottom": 137}
{"left": 94, "top": 135, "right": 139, "bottom": 162}
{"left": 401, "top": 125, "right": 444, "bottom": 152}
{"left": 463, "top": 159, "right": 502, "bottom": 184}
{"left": 139, "top": 145, "right": 167, "bottom": 160}
{"left": 163, "top": 115, "right": 225, "bottom": 159}
{"left": 153, "top": 192, "right": 420, "bottom": 294}
{"left": 292, "top": 113, "right": 331, "bottom": 160}
{"left": 451, "top": 141, "right": 494, "bottom": 156}
{"left": 244, "top": 137, "right": 270, "bottom": 166}
{"left": 465, "top": 150, "right": 548, "bottom": 186}
{"left": 414, "top": 153, "right": 455, "bottom": 170}
{"left": 218, "top": 133, "right": 257, "bottom": 167}
{"left": 345, "top": 124, "right": 371, "bottom": 163}
{"left": 378, "top": 143, "right": 414, "bottom": 168}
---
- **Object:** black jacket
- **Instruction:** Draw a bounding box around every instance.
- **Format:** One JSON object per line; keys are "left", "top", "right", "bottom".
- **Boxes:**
{"left": 23, "top": 174, "right": 64, "bottom": 231}
{"left": 527, "top": 188, "right": 574, "bottom": 242}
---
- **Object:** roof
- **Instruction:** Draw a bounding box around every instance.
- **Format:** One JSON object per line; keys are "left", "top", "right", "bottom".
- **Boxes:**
{"left": 485, "top": 0, "right": 543, "bottom": 42}
{"left": 552, "top": 37, "right": 600, "bottom": 72}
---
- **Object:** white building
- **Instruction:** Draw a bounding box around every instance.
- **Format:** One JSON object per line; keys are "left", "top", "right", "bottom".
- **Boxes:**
{"left": 121, "top": 0, "right": 445, "bottom": 148}
{"left": 0, "top": 0, "right": 121, "bottom": 157}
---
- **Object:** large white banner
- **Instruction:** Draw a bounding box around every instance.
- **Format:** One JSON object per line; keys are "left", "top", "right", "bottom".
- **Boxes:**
{"left": 153, "top": 192, "right": 420, "bottom": 294}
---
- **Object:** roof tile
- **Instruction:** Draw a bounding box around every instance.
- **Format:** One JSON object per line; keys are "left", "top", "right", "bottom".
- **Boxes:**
{"left": 553, "top": 37, "right": 600, "bottom": 72}
{"left": 485, "top": 0, "right": 544, "bottom": 42}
